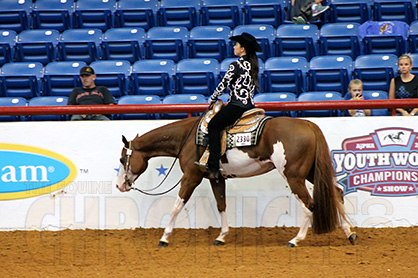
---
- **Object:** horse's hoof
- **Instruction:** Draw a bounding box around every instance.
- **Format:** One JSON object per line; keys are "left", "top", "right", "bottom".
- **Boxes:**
{"left": 158, "top": 241, "right": 169, "bottom": 248}
{"left": 287, "top": 242, "right": 296, "bottom": 248}
{"left": 213, "top": 240, "right": 225, "bottom": 246}
{"left": 348, "top": 232, "right": 358, "bottom": 245}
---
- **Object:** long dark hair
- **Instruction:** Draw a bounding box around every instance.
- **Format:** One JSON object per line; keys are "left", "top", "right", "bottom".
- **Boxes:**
{"left": 246, "top": 50, "right": 259, "bottom": 90}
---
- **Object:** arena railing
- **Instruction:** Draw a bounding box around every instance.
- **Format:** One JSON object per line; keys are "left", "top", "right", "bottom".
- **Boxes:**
{"left": 0, "top": 99, "right": 417, "bottom": 117}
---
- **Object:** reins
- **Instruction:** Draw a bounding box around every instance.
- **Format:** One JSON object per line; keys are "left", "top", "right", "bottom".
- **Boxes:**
{"left": 125, "top": 112, "right": 205, "bottom": 196}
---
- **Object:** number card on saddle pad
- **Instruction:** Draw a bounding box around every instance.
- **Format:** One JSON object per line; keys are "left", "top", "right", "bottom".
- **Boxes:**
{"left": 195, "top": 101, "right": 271, "bottom": 151}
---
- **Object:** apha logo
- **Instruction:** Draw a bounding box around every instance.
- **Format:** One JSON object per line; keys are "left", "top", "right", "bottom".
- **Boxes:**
{"left": 331, "top": 128, "right": 418, "bottom": 197}
{"left": 0, "top": 143, "right": 77, "bottom": 200}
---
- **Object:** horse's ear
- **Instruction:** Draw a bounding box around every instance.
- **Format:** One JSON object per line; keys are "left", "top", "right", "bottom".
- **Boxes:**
{"left": 122, "top": 135, "right": 129, "bottom": 148}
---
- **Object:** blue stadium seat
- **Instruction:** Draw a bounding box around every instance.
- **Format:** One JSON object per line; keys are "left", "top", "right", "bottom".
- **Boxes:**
{"left": 57, "top": 29, "right": 102, "bottom": 63}
{"left": 0, "top": 0, "right": 32, "bottom": 32}
{"left": 162, "top": 94, "right": 207, "bottom": 118}
{"left": 131, "top": 59, "right": 175, "bottom": 96}
{"left": 243, "top": 0, "right": 287, "bottom": 28}
{"left": 14, "top": 29, "right": 60, "bottom": 65}
{"left": 220, "top": 57, "right": 264, "bottom": 93}
{"left": 409, "top": 53, "right": 418, "bottom": 75}
{"left": 117, "top": 95, "right": 161, "bottom": 119}
{"left": 43, "top": 61, "right": 86, "bottom": 97}
{"left": 231, "top": 24, "right": 275, "bottom": 61}
{"left": 0, "top": 97, "right": 27, "bottom": 122}
{"left": 31, "top": 0, "right": 74, "bottom": 32}
{"left": 297, "top": 91, "right": 343, "bottom": 117}
{"left": 343, "top": 90, "right": 389, "bottom": 116}
{"left": 28, "top": 96, "right": 68, "bottom": 121}
{"left": 0, "top": 30, "right": 16, "bottom": 66}
{"left": 308, "top": 55, "right": 353, "bottom": 95}
{"left": 373, "top": 0, "right": 416, "bottom": 24}
{"left": 319, "top": 23, "right": 361, "bottom": 59}
{"left": 328, "top": 0, "right": 373, "bottom": 24}
{"left": 359, "top": 21, "right": 408, "bottom": 57}
{"left": 362, "top": 34, "right": 407, "bottom": 57}
{"left": 175, "top": 58, "right": 220, "bottom": 96}
{"left": 114, "top": 0, "right": 158, "bottom": 31}
{"left": 353, "top": 54, "right": 398, "bottom": 92}
{"left": 254, "top": 92, "right": 297, "bottom": 117}
{"left": 145, "top": 27, "right": 189, "bottom": 62}
{"left": 200, "top": 0, "right": 244, "bottom": 28}
{"left": 0, "top": 62, "right": 44, "bottom": 98}
{"left": 73, "top": 0, "right": 116, "bottom": 31}
{"left": 275, "top": 24, "right": 319, "bottom": 61}
{"left": 90, "top": 60, "right": 131, "bottom": 97}
{"left": 408, "top": 21, "right": 418, "bottom": 53}
{"left": 101, "top": 28, "right": 145, "bottom": 62}
{"left": 188, "top": 25, "right": 231, "bottom": 61}
{"left": 157, "top": 0, "right": 200, "bottom": 30}
{"left": 264, "top": 57, "right": 308, "bottom": 96}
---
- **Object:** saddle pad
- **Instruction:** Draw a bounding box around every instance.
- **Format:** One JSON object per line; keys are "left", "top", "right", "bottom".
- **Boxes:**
{"left": 195, "top": 103, "right": 271, "bottom": 149}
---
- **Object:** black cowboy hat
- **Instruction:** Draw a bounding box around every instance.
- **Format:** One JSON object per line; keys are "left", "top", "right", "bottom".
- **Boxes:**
{"left": 230, "top": 32, "right": 262, "bottom": 53}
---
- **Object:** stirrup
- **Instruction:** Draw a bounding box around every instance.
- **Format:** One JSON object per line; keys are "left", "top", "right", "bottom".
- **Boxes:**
{"left": 196, "top": 149, "right": 210, "bottom": 172}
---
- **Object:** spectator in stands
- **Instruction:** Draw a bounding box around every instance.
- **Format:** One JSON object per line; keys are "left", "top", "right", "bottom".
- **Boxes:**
{"left": 291, "top": 0, "right": 329, "bottom": 24}
{"left": 347, "top": 79, "right": 371, "bottom": 117}
{"left": 68, "top": 66, "right": 115, "bottom": 120}
{"left": 207, "top": 32, "right": 262, "bottom": 180}
{"left": 389, "top": 54, "right": 418, "bottom": 116}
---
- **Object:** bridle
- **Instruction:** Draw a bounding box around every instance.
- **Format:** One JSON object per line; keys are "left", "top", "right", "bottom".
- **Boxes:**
{"left": 122, "top": 140, "right": 134, "bottom": 188}
{"left": 121, "top": 114, "right": 203, "bottom": 196}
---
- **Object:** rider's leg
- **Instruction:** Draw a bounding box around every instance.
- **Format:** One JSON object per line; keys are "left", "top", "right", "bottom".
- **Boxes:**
{"left": 208, "top": 104, "right": 247, "bottom": 176}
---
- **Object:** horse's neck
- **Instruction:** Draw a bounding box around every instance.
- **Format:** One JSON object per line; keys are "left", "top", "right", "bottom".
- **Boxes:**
{"left": 135, "top": 119, "right": 194, "bottom": 158}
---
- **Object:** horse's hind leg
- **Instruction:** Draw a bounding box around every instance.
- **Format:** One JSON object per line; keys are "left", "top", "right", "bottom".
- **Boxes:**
{"left": 287, "top": 200, "right": 312, "bottom": 247}
{"left": 285, "top": 176, "right": 314, "bottom": 247}
{"left": 335, "top": 186, "right": 358, "bottom": 245}
{"left": 287, "top": 187, "right": 358, "bottom": 247}
{"left": 210, "top": 178, "right": 229, "bottom": 245}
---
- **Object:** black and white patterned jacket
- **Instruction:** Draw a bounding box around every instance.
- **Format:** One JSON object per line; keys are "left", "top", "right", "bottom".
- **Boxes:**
{"left": 210, "top": 55, "right": 256, "bottom": 109}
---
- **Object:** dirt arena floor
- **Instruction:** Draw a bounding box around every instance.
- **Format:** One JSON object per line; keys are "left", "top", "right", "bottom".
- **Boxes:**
{"left": 1, "top": 226, "right": 418, "bottom": 278}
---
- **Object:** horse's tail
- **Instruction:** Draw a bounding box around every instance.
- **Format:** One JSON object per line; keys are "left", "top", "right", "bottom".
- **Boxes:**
{"left": 309, "top": 122, "right": 347, "bottom": 234}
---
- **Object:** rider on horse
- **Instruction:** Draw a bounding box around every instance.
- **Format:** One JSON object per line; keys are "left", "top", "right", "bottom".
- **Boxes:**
{"left": 207, "top": 32, "right": 262, "bottom": 180}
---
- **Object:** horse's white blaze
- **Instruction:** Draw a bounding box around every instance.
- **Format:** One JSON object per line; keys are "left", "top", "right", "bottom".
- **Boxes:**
{"left": 115, "top": 163, "right": 137, "bottom": 192}
{"left": 116, "top": 164, "right": 127, "bottom": 191}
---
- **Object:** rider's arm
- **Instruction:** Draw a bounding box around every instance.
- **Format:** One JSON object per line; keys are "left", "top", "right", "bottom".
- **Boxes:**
{"left": 209, "top": 62, "right": 237, "bottom": 102}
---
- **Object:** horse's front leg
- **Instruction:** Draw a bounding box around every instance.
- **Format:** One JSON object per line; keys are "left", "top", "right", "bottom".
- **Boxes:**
{"left": 158, "top": 173, "right": 202, "bottom": 247}
{"left": 158, "top": 196, "right": 185, "bottom": 247}
{"left": 210, "top": 178, "right": 229, "bottom": 245}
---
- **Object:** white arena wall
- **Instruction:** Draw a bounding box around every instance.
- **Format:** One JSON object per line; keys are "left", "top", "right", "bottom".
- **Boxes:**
{"left": 0, "top": 116, "right": 417, "bottom": 231}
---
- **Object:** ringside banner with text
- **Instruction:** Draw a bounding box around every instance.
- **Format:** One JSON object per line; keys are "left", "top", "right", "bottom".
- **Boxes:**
{"left": 0, "top": 117, "right": 417, "bottom": 231}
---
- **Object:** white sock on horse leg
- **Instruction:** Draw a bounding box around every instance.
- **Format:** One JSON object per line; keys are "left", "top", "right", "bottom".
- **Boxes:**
{"left": 215, "top": 211, "right": 229, "bottom": 242}
{"left": 341, "top": 219, "right": 353, "bottom": 238}
{"left": 160, "top": 196, "right": 185, "bottom": 243}
{"left": 288, "top": 204, "right": 312, "bottom": 246}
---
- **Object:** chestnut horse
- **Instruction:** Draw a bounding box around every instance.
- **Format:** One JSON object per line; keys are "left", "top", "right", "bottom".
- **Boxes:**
{"left": 116, "top": 116, "right": 358, "bottom": 247}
